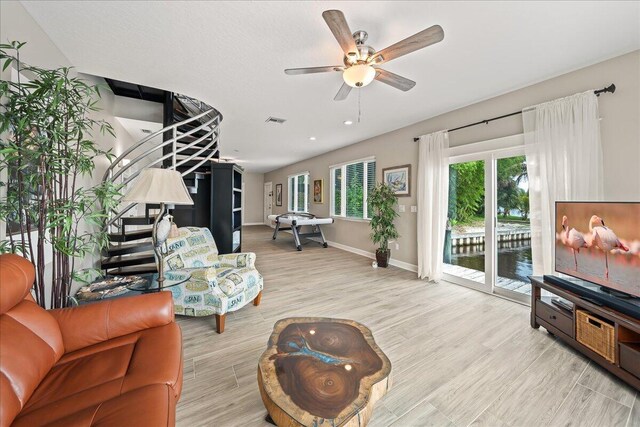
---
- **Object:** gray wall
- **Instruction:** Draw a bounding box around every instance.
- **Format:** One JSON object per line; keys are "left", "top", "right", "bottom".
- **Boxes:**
{"left": 243, "top": 172, "right": 265, "bottom": 224}
{"left": 265, "top": 50, "right": 640, "bottom": 268}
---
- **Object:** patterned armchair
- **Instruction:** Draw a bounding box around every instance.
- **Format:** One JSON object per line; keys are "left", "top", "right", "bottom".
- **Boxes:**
{"left": 162, "top": 227, "right": 263, "bottom": 333}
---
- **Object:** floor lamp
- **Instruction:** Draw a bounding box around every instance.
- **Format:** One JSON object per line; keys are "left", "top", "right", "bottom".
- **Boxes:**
{"left": 122, "top": 168, "right": 194, "bottom": 288}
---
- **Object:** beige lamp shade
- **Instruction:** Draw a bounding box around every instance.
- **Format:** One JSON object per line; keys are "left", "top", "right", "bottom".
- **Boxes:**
{"left": 122, "top": 168, "right": 194, "bottom": 205}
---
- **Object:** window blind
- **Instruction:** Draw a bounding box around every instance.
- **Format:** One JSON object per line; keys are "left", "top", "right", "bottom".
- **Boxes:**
{"left": 330, "top": 159, "right": 376, "bottom": 219}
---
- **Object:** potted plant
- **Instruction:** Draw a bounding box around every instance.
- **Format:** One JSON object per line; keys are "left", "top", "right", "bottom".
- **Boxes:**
{"left": 0, "top": 41, "right": 121, "bottom": 308}
{"left": 369, "top": 183, "right": 399, "bottom": 268}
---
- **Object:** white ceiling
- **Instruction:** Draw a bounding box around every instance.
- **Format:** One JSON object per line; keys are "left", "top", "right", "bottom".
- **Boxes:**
{"left": 22, "top": 1, "right": 640, "bottom": 172}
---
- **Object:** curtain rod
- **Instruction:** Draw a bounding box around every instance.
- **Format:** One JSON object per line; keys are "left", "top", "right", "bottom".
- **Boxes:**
{"left": 413, "top": 84, "right": 616, "bottom": 142}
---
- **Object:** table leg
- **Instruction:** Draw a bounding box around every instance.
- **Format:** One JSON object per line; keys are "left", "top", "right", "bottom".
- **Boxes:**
{"left": 292, "top": 225, "right": 302, "bottom": 251}
{"left": 318, "top": 225, "right": 328, "bottom": 248}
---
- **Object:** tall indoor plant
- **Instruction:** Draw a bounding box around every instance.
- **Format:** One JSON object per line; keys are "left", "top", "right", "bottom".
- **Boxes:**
{"left": 369, "top": 183, "right": 399, "bottom": 267}
{"left": 0, "top": 41, "right": 120, "bottom": 308}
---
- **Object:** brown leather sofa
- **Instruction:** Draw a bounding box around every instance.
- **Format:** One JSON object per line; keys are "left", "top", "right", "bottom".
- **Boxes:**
{"left": 0, "top": 254, "right": 183, "bottom": 426}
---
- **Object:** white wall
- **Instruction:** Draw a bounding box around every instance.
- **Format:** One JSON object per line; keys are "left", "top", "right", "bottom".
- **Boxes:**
{"left": 0, "top": 2, "right": 140, "bottom": 298}
{"left": 265, "top": 50, "right": 640, "bottom": 268}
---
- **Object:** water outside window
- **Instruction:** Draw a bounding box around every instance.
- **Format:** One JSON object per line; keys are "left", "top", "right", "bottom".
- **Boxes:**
{"left": 443, "top": 155, "right": 533, "bottom": 296}
{"left": 444, "top": 160, "right": 486, "bottom": 286}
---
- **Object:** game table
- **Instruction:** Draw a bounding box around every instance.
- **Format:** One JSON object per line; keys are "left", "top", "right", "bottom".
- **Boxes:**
{"left": 268, "top": 213, "right": 334, "bottom": 251}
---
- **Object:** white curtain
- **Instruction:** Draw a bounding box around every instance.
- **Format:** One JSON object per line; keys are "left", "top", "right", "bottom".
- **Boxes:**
{"left": 417, "top": 131, "right": 450, "bottom": 281}
{"left": 524, "top": 90, "right": 603, "bottom": 275}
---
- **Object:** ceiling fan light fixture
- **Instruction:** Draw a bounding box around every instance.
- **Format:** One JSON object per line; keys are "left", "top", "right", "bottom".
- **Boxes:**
{"left": 343, "top": 64, "right": 376, "bottom": 88}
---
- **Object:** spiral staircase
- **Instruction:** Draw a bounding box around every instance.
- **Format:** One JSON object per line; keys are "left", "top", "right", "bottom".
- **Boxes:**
{"left": 100, "top": 89, "right": 222, "bottom": 275}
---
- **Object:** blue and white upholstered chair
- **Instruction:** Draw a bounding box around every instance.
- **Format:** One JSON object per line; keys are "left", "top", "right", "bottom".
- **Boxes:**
{"left": 162, "top": 227, "right": 263, "bottom": 333}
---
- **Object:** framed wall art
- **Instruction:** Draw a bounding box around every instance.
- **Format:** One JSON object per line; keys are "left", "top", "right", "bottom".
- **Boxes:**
{"left": 382, "top": 164, "right": 411, "bottom": 197}
{"left": 313, "top": 179, "right": 323, "bottom": 204}
{"left": 275, "top": 183, "right": 283, "bottom": 206}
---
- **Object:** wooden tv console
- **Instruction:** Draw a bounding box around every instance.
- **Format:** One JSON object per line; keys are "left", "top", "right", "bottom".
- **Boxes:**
{"left": 530, "top": 276, "right": 640, "bottom": 390}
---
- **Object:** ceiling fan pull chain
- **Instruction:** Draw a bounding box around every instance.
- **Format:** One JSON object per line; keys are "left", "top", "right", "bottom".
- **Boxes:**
{"left": 358, "top": 88, "right": 362, "bottom": 123}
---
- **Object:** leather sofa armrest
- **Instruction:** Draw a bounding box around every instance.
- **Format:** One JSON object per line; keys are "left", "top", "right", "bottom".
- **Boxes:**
{"left": 217, "top": 252, "right": 256, "bottom": 269}
{"left": 50, "top": 292, "right": 175, "bottom": 353}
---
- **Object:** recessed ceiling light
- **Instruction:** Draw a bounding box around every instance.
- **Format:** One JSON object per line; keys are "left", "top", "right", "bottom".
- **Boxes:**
{"left": 309, "top": 137, "right": 316, "bottom": 141}
{"left": 344, "top": 120, "right": 353, "bottom": 126}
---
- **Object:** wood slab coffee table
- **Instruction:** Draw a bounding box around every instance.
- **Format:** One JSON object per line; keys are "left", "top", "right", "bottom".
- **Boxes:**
{"left": 258, "top": 317, "right": 391, "bottom": 427}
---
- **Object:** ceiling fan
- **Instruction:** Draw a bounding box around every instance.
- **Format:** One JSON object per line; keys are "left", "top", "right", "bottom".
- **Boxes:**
{"left": 285, "top": 10, "right": 444, "bottom": 101}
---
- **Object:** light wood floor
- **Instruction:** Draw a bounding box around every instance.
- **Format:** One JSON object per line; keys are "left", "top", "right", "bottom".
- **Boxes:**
{"left": 176, "top": 226, "right": 639, "bottom": 427}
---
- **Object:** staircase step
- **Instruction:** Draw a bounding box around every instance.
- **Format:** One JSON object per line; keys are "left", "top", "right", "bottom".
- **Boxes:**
{"left": 108, "top": 228, "right": 153, "bottom": 243}
{"left": 175, "top": 160, "right": 215, "bottom": 171}
{"left": 175, "top": 146, "right": 216, "bottom": 157}
{"left": 106, "top": 241, "right": 153, "bottom": 256}
{"left": 106, "top": 263, "right": 157, "bottom": 276}
{"left": 121, "top": 215, "right": 157, "bottom": 226}
{"left": 101, "top": 251, "right": 155, "bottom": 269}
{"left": 176, "top": 154, "right": 212, "bottom": 162}
{"left": 177, "top": 125, "right": 212, "bottom": 139}
{"left": 177, "top": 134, "right": 215, "bottom": 146}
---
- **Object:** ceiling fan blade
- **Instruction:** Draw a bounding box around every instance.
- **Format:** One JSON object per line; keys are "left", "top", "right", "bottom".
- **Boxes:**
{"left": 334, "top": 82, "right": 352, "bottom": 101}
{"left": 370, "top": 25, "right": 444, "bottom": 64}
{"left": 285, "top": 66, "right": 343, "bottom": 75}
{"left": 322, "top": 10, "right": 358, "bottom": 55}
{"left": 375, "top": 69, "right": 416, "bottom": 91}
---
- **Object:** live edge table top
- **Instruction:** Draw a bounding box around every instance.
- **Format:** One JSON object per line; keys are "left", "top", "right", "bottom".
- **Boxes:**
{"left": 258, "top": 317, "right": 392, "bottom": 427}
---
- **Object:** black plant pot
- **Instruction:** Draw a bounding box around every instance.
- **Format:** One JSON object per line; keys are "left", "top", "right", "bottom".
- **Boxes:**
{"left": 376, "top": 249, "right": 391, "bottom": 268}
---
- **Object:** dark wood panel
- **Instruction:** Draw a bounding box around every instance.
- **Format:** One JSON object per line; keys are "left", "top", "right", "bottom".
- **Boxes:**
{"left": 620, "top": 343, "right": 640, "bottom": 378}
{"left": 536, "top": 300, "right": 574, "bottom": 338}
{"left": 211, "top": 163, "right": 243, "bottom": 254}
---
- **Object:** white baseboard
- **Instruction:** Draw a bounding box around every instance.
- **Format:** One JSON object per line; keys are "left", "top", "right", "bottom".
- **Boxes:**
{"left": 325, "top": 240, "right": 418, "bottom": 273}
{"left": 388, "top": 258, "right": 419, "bottom": 273}
{"left": 242, "top": 222, "right": 265, "bottom": 226}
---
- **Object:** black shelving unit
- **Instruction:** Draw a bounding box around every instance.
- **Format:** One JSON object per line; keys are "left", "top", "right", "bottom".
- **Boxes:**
{"left": 210, "top": 163, "right": 243, "bottom": 254}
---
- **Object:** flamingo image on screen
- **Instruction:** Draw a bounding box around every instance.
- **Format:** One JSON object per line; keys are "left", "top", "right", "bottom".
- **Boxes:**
{"left": 555, "top": 202, "right": 640, "bottom": 298}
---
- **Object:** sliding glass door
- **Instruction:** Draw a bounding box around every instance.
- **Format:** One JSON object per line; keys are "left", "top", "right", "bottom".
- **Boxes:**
{"left": 444, "top": 159, "right": 488, "bottom": 290}
{"left": 443, "top": 137, "right": 533, "bottom": 303}
{"left": 494, "top": 155, "right": 532, "bottom": 299}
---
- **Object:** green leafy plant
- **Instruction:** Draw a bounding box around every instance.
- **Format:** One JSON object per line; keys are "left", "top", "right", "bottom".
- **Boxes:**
{"left": 497, "top": 156, "right": 528, "bottom": 217}
{"left": 0, "top": 41, "right": 121, "bottom": 308}
{"left": 368, "top": 183, "right": 399, "bottom": 253}
{"left": 448, "top": 161, "right": 484, "bottom": 223}
{"left": 346, "top": 172, "right": 363, "bottom": 217}
{"left": 518, "top": 190, "right": 530, "bottom": 220}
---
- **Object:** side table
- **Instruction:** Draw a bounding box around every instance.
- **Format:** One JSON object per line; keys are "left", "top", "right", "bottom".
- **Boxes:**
{"left": 71, "top": 270, "right": 190, "bottom": 305}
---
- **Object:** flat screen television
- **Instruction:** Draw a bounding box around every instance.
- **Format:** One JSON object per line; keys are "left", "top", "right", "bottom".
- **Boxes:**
{"left": 555, "top": 201, "right": 640, "bottom": 298}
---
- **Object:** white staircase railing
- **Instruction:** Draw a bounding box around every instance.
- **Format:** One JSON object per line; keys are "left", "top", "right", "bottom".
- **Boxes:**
{"left": 103, "top": 96, "right": 222, "bottom": 231}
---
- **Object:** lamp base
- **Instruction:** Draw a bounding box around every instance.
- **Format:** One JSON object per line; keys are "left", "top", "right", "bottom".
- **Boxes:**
{"left": 153, "top": 202, "right": 167, "bottom": 290}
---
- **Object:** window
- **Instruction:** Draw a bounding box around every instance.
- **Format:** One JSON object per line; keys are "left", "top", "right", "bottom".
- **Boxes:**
{"left": 330, "top": 158, "right": 376, "bottom": 220}
{"left": 288, "top": 172, "right": 309, "bottom": 212}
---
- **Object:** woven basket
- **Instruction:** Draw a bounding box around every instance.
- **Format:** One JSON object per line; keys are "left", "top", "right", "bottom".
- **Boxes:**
{"left": 576, "top": 310, "right": 616, "bottom": 363}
